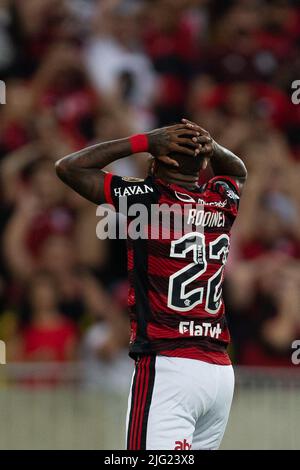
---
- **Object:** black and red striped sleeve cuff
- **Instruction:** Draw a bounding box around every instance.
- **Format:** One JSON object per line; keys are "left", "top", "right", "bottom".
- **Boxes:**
{"left": 103, "top": 172, "right": 114, "bottom": 205}
{"left": 209, "top": 175, "right": 241, "bottom": 195}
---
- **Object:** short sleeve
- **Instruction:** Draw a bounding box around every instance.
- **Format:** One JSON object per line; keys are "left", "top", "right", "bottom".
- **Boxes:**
{"left": 103, "top": 173, "right": 159, "bottom": 213}
{"left": 206, "top": 175, "right": 241, "bottom": 212}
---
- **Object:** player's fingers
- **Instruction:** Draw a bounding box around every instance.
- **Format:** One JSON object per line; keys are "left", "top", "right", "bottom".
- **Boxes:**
{"left": 199, "top": 143, "right": 213, "bottom": 155}
{"left": 177, "top": 137, "right": 200, "bottom": 148}
{"left": 186, "top": 123, "right": 209, "bottom": 136}
{"left": 192, "top": 135, "right": 212, "bottom": 145}
{"left": 202, "top": 157, "right": 209, "bottom": 169}
{"left": 170, "top": 123, "right": 189, "bottom": 131}
{"left": 175, "top": 129, "right": 200, "bottom": 138}
{"left": 158, "top": 156, "right": 180, "bottom": 167}
{"left": 171, "top": 143, "right": 200, "bottom": 157}
{"left": 182, "top": 118, "right": 195, "bottom": 126}
{"left": 182, "top": 118, "right": 202, "bottom": 129}
{"left": 182, "top": 118, "right": 209, "bottom": 136}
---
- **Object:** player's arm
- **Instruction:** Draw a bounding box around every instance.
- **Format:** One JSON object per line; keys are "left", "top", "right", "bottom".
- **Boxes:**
{"left": 182, "top": 119, "right": 247, "bottom": 193}
{"left": 55, "top": 124, "right": 202, "bottom": 204}
{"left": 210, "top": 142, "right": 247, "bottom": 192}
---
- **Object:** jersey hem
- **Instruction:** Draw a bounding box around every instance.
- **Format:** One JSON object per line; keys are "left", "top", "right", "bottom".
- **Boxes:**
{"left": 129, "top": 345, "right": 231, "bottom": 366}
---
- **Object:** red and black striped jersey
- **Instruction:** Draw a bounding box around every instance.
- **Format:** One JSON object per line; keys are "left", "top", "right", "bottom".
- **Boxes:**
{"left": 103, "top": 173, "right": 240, "bottom": 365}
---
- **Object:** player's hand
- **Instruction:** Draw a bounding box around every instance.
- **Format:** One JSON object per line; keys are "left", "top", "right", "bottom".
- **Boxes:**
{"left": 147, "top": 124, "right": 202, "bottom": 167}
{"left": 181, "top": 118, "right": 214, "bottom": 157}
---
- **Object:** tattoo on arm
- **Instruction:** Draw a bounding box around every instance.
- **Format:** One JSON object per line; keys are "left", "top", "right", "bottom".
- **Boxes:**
{"left": 55, "top": 124, "right": 203, "bottom": 203}
{"left": 211, "top": 141, "right": 247, "bottom": 191}
{"left": 55, "top": 138, "right": 132, "bottom": 204}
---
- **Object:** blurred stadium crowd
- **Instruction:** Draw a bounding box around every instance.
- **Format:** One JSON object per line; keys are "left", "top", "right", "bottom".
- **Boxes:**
{"left": 0, "top": 0, "right": 300, "bottom": 376}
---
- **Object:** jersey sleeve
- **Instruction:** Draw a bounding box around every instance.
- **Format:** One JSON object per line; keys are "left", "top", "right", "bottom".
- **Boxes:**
{"left": 103, "top": 173, "right": 159, "bottom": 213}
{"left": 206, "top": 175, "right": 241, "bottom": 212}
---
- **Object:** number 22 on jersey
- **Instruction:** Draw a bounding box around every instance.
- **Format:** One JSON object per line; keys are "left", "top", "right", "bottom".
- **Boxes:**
{"left": 167, "top": 232, "right": 230, "bottom": 314}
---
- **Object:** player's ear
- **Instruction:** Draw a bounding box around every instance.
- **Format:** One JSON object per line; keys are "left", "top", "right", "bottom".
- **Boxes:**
{"left": 148, "top": 157, "right": 155, "bottom": 175}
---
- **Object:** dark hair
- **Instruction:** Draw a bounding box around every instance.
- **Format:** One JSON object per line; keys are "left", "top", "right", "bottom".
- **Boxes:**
{"left": 168, "top": 151, "right": 205, "bottom": 175}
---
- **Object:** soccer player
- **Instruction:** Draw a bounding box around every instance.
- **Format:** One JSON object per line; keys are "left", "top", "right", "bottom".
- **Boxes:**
{"left": 55, "top": 118, "right": 247, "bottom": 450}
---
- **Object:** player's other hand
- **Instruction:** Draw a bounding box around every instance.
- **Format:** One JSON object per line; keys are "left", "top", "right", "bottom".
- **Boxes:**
{"left": 147, "top": 124, "right": 202, "bottom": 168}
{"left": 181, "top": 119, "right": 214, "bottom": 158}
